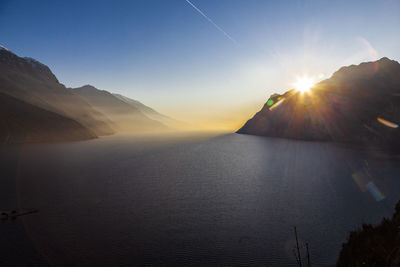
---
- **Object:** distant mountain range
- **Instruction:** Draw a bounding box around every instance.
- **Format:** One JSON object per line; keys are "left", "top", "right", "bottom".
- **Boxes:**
{"left": 238, "top": 57, "right": 400, "bottom": 151}
{"left": 112, "top": 93, "right": 179, "bottom": 127}
{"left": 72, "top": 85, "right": 165, "bottom": 132}
{"left": 0, "top": 46, "right": 175, "bottom": 144}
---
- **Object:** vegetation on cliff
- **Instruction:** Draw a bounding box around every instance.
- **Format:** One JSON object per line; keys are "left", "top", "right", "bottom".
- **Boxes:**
{"left": 337, "top": 201, "right": 400, "bottom": 266}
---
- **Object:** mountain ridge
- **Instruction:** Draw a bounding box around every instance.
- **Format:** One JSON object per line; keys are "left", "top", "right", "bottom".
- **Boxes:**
{"left": 112, "top": 93, "right": 180, "bottom": 127}
{"left": 0, "top": 47, "right": 115, "bottom": 136}
{"left": 73, "top": 85, "right": 167, "bottom": 132}
{"left": 237, "top": 57, "right": 400, "bottom": 151}
{"left": 0, "top": 46, "right": 172, "bottom": 143}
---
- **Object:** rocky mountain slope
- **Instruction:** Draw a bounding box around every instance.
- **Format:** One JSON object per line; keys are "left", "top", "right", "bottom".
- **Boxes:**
{"left": 0, "top": 92, "right": 95, "bottom": 144}
{"left": 73, "top": 85, "right": 166, "bottom": 132}
{"left": 0, "top": 46, "right": 175, "bottom": 143}
{"left": 113, "top": 93, "right": 180, "bottom": 128}
{"left": 0, "top": 46, "right": 114, "bottom": 136}
{"left": 238, "top": 58, "right": 400, "bottom": 151}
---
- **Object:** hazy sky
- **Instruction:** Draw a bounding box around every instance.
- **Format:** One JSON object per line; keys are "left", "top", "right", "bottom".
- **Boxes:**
{"left": 1, "top": 0, "right": 400, "bottom": 130}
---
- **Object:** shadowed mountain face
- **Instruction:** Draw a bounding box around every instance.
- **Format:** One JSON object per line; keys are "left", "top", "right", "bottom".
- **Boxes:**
{"left": 0, "top": 47, "right": 114, "bottom": 136}
{"left": 0, "top": 92, "right": 95, "bottom": 144}
{"left": 73, "top": 85, "right": 166, "bottom": 132}
{"left": 0, "top": 46, "right": 173, "bottom": 143}
{"left": 113, "top": 93, "right": 180, "bottom": 128}
{"left": 238, "top": 58, "right": 400, "bottom": 151}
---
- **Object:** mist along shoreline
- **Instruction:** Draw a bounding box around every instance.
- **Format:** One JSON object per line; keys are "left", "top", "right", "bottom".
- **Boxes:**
{"left": 1, "top": 129, "right": 233, "bottom": 145}
{"left": 4, "top": 130, "right": 400, "bottom": 160}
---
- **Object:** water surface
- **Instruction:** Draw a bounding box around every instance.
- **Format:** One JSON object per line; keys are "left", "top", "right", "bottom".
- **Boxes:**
{"left": 1, "top": 133, "right": 400, "bottom": 266}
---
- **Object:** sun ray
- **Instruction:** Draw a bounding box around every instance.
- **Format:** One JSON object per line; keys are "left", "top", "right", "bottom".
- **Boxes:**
{"left": 293, "top": 76, "right": 315, "bottom": 93}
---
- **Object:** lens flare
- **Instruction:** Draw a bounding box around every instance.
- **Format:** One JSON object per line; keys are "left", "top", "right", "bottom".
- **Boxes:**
{"left": 377, "top": 117, "right": 399, "bottom": 128}
{"left": 366, "top": 182, "right": 385, "bottom": 202}
{"left": 269, "top": 98, "right": 285, "bottom": 111}
{"left": 293, "top": 76, "right": 315, "bottom": 93}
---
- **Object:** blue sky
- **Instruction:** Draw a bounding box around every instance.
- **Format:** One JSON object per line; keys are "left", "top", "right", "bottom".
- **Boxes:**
{"left": 1, "top": 0, "right": 400, "bottom": 129}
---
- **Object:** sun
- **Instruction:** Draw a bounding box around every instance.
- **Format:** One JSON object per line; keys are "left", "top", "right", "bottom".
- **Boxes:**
{"left": 293, "top": 76, "right": 315, "bottom": 93}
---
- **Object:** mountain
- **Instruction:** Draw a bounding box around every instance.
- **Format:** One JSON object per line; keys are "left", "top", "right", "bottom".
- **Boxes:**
{"left": 73, "top": 85, "right": 166, "bottom": 132}
{"left": 0, "top": 46, "right": 114, "bottom": 136}
{"left": 113, "top": 93, "right": 180, "bottom": 127}
{"left": 0, "top": 92, "right": 95, "bottom": 144}
{"left": 237, "top": 57, "right": 400, "bottom": 151}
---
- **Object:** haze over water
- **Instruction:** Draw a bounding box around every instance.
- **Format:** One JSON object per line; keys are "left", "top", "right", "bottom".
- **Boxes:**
{"left": 2, "top": 133, "right": 400, "bottom": 266}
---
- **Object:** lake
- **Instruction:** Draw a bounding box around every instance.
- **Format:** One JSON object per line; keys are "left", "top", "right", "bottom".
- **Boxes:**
{"left": 1, "top": 133, "right": 400, "bottom": 266}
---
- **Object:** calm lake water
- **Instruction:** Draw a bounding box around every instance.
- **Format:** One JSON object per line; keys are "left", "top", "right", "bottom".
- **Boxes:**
{"left": 1, "top": 133, "right": 400, "bottom": 266}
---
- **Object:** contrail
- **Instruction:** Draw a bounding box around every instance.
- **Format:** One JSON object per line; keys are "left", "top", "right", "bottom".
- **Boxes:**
{"left": 185, "top": 0, "right": 238, "bottom": 45}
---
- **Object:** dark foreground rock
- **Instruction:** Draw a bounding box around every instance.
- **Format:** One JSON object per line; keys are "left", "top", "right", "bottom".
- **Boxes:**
{"left": 337, "top": 201, "right": 400, "bottom": 266}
